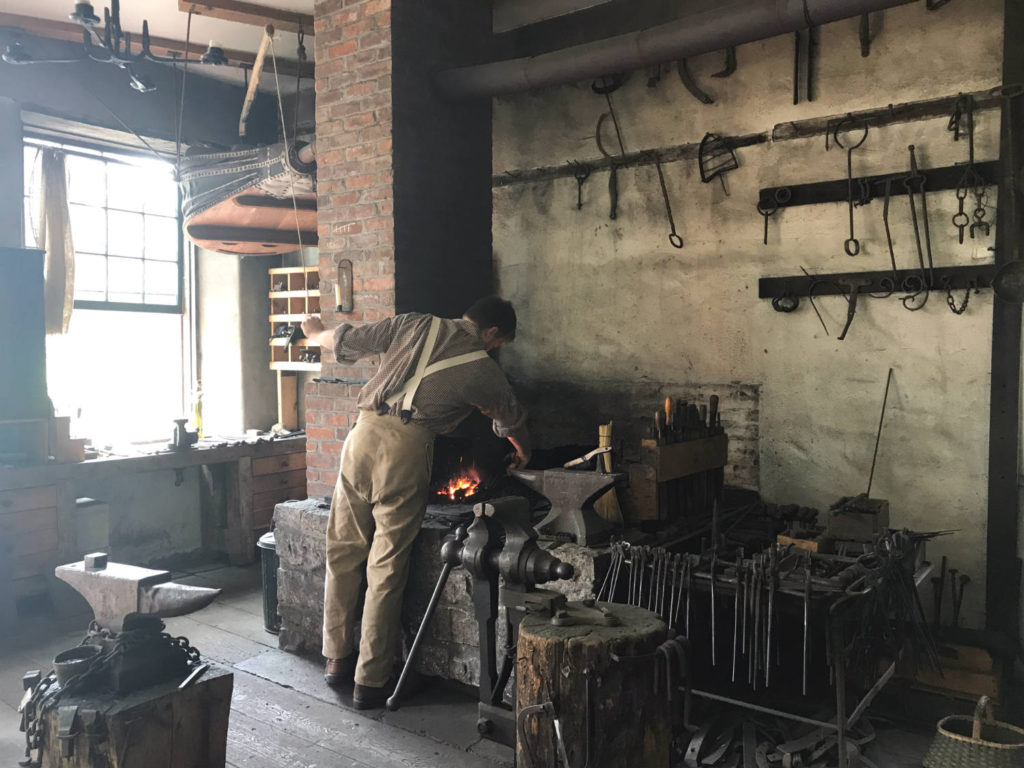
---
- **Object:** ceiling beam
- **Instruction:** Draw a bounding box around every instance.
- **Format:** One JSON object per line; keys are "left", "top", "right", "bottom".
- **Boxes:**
{"left": 180, "top": 0, "right": 314, "bottom": 36}
{"left": 0, "top": 12, "right": 313, "bottom": 77}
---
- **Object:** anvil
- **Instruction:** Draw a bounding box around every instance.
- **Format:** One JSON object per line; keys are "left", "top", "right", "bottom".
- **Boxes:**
{"left": 56, "top": 553, "right": 221, "bottom": 632}
{"left": 510, "top": 468, "right": 625, "bottom": 546}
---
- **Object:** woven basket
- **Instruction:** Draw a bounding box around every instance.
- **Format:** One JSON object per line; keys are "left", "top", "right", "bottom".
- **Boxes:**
{"left": 922, "top": 696, "right": 1024, "bottom": 768}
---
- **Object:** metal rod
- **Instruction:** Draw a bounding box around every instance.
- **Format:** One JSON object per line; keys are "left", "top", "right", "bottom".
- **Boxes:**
{"left": 866, "top": 368, "right": 894, "bottom": 496}
{"left": 387, "top": 562, "right": 454, "bottom": 711}
{"left": 686, "top": 688, "right": 840, "bottom": 732}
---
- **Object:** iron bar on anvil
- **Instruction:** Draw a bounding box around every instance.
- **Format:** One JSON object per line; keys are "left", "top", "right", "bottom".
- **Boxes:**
{"left": 758, "top": 264, "right": 996, "bottom": 299}
{"left": 758, "top": 160, "right": 999, "bottom": 209}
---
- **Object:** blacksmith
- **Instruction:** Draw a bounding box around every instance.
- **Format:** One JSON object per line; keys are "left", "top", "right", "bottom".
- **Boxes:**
{"left": 301, "top": 296, "right": 530, "bottom": 709}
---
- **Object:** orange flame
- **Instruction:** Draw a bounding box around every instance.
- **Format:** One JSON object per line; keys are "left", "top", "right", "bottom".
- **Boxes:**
{"left": 438, "top": 473, "right": 480, "bottom": 501}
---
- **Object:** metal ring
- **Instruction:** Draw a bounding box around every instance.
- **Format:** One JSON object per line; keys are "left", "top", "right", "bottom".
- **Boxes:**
{"left": 669, "top": 233, "right": 684, "bottom": 248}
{"left": 771, "top": 295, "right": 799, "bottom": 313}
{"left": 952, "top": 211, "right": 971, "bottom": 228}
{"left": 833, "top": 115, "right": 869, "bottom": 151}
{"left": 844, "top": 238, "right": 861, "bottom": 256}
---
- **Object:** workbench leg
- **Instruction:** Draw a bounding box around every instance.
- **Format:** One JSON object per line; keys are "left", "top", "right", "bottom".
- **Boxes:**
{"left": 226, "top": 457, "right": 256, "bottom": 566}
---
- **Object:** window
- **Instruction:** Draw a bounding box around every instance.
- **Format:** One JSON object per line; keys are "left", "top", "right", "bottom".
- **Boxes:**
{"left": 24, "top": 138, "right": 183, "bottom": 312}
{"left": 23, "top": 137, "right": 192, "bottom": 448}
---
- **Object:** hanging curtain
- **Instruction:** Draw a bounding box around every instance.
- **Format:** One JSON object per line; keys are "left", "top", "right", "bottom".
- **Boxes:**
{"left": 37, "top": 149, "right": 75, "bottom": 334}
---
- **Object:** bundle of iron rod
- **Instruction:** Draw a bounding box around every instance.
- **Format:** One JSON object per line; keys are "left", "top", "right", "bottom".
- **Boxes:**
{"left": 597, "top": 541, "right": 871, "bottom": 692}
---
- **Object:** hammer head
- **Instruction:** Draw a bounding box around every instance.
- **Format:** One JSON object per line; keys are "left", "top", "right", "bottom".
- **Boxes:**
{"left": 56, "top": 553, "right": 220, "bottom": 632}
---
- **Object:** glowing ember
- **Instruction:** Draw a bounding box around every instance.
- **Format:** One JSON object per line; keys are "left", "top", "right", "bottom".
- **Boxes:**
{"left": 438, "top": 474, "right": 480, "bottom": 501}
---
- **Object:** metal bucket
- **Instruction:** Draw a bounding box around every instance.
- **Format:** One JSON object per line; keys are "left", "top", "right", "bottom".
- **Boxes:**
{"left": 53, "top": 644, "right": 103, "bottom": 687}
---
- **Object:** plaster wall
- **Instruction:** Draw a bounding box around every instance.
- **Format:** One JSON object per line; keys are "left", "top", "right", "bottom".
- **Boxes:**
{"left": 493, "top": 0, "right": 1004, "bottom": 630}
{"left": 198, "top": 250, "right": 278, "bottom": 436}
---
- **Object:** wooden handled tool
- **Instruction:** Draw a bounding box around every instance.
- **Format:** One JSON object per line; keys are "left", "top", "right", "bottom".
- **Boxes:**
{"left": 239, "top": 25, "right": 274, "bottom": 137}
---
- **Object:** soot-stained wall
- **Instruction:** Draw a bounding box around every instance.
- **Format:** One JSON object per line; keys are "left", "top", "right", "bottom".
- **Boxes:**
{"left": 492, "top": 0, "right": 1004, "bottom": 630}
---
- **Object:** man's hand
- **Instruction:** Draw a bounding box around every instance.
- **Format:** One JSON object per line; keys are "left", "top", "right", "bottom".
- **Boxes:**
{"left": 301, "top": 315, "right": 335, "bottom": 348}
{"left": 301, "top": 315, "right": 325, "bottom": 338}
{"left": 506, "top": 438, "right": 530, "bottom": 472}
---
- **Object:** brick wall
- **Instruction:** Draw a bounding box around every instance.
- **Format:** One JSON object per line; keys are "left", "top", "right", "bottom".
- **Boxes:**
{"left": 308, "top": 0, "right": 493, "bottom": 499}
{"left": 308, "top": 0, "right": 395, "bottom": 499}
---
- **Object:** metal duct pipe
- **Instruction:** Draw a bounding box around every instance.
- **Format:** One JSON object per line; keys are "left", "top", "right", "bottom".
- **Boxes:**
{"left": 437, "top": 0, "right": 915, "bottom": 100}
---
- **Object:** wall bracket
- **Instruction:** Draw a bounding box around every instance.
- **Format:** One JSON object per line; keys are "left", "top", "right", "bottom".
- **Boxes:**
{"left": 758, "top": 264, "right": 996, "bottom": 299}
{"left": 758, "top": 160, "right": 998, "bottom": 210}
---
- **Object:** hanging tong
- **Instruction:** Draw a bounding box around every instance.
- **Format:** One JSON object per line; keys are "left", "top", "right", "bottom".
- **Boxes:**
{"left": 594, "top": 78, "right": 628, "bottom": 221}
{"left": 653, "top": 156, "right": 684, "bottom": 248}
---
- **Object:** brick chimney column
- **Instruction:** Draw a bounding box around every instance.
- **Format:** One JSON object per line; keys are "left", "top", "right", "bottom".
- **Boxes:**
{"left": 308, "top": 0, "right": 394, "bottom": 499}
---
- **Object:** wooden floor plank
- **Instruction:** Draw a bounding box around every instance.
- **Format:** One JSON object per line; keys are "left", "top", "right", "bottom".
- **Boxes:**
{"left": 228, "top": 709, "right": 374, "bottom": 768}
{"left": 230, "top": 669, "right": 508, "bottom": 768}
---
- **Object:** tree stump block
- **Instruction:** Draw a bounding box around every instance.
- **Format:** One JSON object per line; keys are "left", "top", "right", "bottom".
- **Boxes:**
{"left": 517, "top": 601, "right": 670, "bottom": 768}
{"left": 39, "top": 666, "right": 233, "bottom": 767}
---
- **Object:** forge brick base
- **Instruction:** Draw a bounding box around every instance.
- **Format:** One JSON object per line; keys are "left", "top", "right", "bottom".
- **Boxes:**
{"left": 273, "top": 499, "right": 602, "bottom": 689}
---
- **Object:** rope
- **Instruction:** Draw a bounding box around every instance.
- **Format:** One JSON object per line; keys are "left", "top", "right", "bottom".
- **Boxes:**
{"left": 175, "top": 6, "right": 195, "bottom": 178}
{"left": 268, "top": 37, "right": 304, "bottom": 253}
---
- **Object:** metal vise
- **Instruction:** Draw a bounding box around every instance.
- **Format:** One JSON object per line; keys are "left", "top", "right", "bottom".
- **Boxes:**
{"left": 56, "top": 553, "right": 221, "bottom": 632}
{"left": 389, "top": 497, "right": 574, "bottom": 745}
{"left": 511, "top": 467, "right": 625, "bottom": 546}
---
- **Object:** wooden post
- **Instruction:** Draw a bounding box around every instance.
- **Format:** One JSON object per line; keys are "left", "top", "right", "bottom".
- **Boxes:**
{"left": 277, "top": 372, "right": 298, "bottom": 431}
{"left": 516, "top": 602, "right": 670, "bottom": 768}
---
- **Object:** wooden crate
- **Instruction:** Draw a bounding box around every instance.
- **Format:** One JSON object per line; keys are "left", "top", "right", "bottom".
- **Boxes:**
{"left": 621, "top": 435, "right": 728, "bottom": 522}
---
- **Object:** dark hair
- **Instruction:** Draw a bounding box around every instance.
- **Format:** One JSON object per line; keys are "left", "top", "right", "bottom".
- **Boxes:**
{"left": 464, "top": 296, "right": 517, "bottom": 340}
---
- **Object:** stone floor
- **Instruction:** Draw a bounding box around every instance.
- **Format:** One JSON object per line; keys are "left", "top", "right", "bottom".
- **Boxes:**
{"left": 0, "top": 563, "right": 940, "bottom": 767}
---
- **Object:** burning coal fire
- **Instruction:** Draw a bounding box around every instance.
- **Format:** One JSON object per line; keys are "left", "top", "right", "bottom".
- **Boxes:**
{"left": 437, "top": 472, "right": 481, "bottom": 502}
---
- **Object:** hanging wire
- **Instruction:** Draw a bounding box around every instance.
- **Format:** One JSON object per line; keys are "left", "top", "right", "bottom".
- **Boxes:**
{"left": 292, "top": 27, "right": 306, "bottom": 141}
{"left": 174, "top": 6, "right": 195, "bottom": 178}
{"left": 268, "top": 36, "right": 304, "bottom": 252}
{"left": 80, "top": 82, "right": 166, "bottom": 164}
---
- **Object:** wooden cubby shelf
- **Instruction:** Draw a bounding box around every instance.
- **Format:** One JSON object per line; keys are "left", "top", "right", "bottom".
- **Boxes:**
{"left": 268, "top": 266, "right": 321, "bottom": 372}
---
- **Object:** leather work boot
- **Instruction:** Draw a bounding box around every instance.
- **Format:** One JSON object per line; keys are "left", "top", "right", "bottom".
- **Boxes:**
{"left": 324, "top": 655, "right": 356, "bottom": 687}
{"left": 352, "top": 681, "right": 391, "bottom": 710}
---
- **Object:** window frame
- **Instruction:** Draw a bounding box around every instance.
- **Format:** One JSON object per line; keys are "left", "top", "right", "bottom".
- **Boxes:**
{"left": 23, "top": 134, "right": 185, "bottom": 315}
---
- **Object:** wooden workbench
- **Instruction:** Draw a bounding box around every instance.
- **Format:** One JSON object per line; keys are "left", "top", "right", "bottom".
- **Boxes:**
{"left": 0, "top": 436, "right": 306, "bottom": 615}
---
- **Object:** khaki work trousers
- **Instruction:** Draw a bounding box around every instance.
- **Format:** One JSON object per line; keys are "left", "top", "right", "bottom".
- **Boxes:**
{"left": 322, "top": 410, "right": 435, "bottom": 687}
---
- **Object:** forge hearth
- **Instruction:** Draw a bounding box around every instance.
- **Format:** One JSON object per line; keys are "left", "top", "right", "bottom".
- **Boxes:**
{"left": 273, "top": 498, "right": 600, "bottom": 691}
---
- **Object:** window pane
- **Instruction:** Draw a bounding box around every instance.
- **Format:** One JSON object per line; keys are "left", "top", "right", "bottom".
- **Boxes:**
{"left": 69, "top": 204, "right": 106, "bottom": 254}
{"left": 47, "top": 310, "right": 184, "bottom": 446}
{"left": 107, "top": 255, "right": 143, "bottom": 296}
{"left": 144, "top": 260, "right": 178, "bottom": 300}
{"left": 106, "top": 163, "right": 149, "bottom": 211}
{"left": 143, "top": 175, "right": 179, "bottom": 216}
{"left": 75, "top": 253, "right": 107, "bottom": 300}
{"left": 108, "top": 210, "right": 144, "bottom": 257}
{"left": 66, "top": 155, "right": 106, "bottom": 206}
{"left": 144, "top": 216, "right": 179, "bottom": 261}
